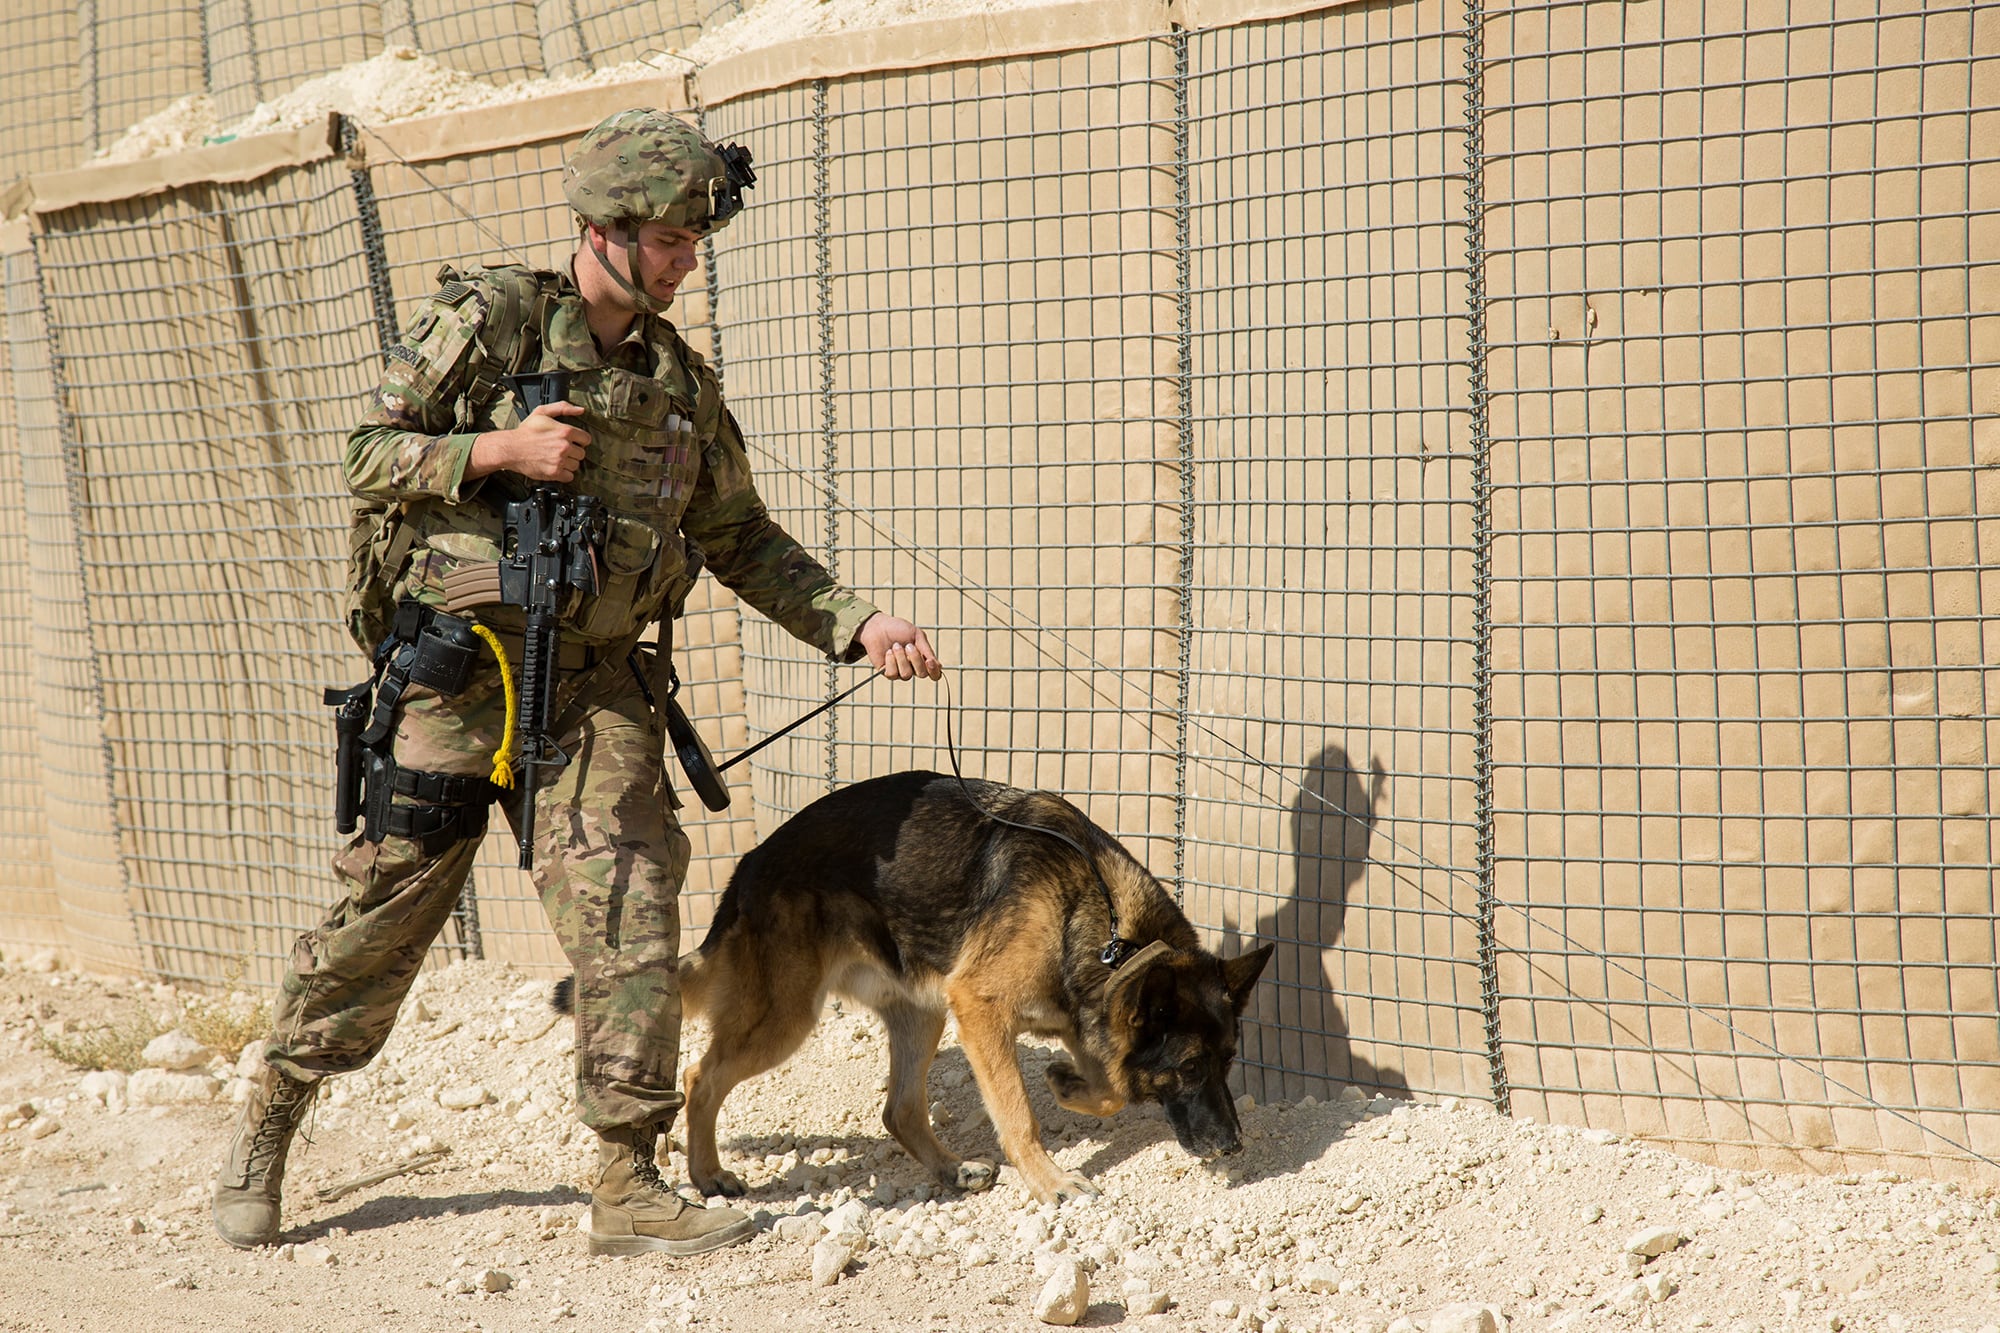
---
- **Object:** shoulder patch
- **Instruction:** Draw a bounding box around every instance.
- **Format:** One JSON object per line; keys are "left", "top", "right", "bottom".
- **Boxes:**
{"left": 438, "top": 279, "right": 474, "bottom": 306}
{"left": 384, "top": 343, "right": 421, "bottom": 366}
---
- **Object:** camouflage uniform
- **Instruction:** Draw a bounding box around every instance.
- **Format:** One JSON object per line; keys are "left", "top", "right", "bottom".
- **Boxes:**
{"left": 267, "top": 258, "right": 878, "bottom": 1132}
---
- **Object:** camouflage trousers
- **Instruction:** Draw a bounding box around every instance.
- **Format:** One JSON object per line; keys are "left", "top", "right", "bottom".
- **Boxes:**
{"left": 266, "top": 649, "right": 690, "bottom": 1132}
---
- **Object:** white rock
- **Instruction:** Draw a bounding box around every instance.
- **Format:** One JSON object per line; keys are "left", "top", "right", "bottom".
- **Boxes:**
{"left": 1121, "top": 1279, "right": 1169, "bottom": 1316}
{"left": 442, "top": 1276, "right": 475, "bottom": 1295}
{"left": 293, "top": 1244, "right": 337, "bottom": 1267}
{"left": 963, "top": 1243, "right": 996, "bottom": 1267}
{"left": 774, "top": 1212, "right": 825, "bottom": 1244}
{"left": 141, "top": 1031, "right": 214, "bottom": 1071}
{"left": 386, "top": 1109, "right": 417, "bottom": 1131}
{"left": 1210, "top": 1300, "right": 1241, "bottom": 1319}
{"left": 1624, "top": 1226, "right": 1684, "bottom": 1259}
{"left": 235, "top": 1041, "right": 268, "bottom": 1078}
{"left": 823, "top": 1199, "right": 869, "bottom": 1242}
{"left": 26, "top": 949, "right": 59, "bottom": 973}
{"left": 438, "top": 1085, "right": 491, "bottom": 1110}
{"left": 1640, "top": 1272, "right": 1674, "bottom": 1302}
{"left": 27, "top": 1117, "right": 60, "bottom": 1140}
{"left": 127, "top": 1069, "right": 219, "bottom": 1106}
{"left": 78, "top": 1071, "right": 127, "bottom": 1109}
{"left": 1425, "top": 1304, "right": 1503, "bottom": 1333}
{"left": 1034, "top": 1258, "right": 1089, "bottom": 1326}
{"left": 811, "top": 1235, "right": 856, "bottom": 1287}
{"left": 1297, "top": 1262, "right": 1342, "bottom": 1294}
{"left": 477, "top": 1269, "right": 512, "bottom": 1292}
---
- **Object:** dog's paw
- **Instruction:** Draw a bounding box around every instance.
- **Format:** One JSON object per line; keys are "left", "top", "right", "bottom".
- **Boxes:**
{"left": 694, "top": 1168, "right": 748, "bottom": 1198}
{"left": 953, "top": 1159, "right": 996, "bottom": 1193}
{"left": 1050, "top": 1172, "right": 1100, "bottom": 1202}
{"left": 1024, "top": 1168, "right": 1100, "bottom": 1203}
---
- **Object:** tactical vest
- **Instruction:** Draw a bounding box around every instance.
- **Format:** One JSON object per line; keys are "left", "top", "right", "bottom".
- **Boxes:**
{"left": 347, "top": 265, "right": 717, "bottom": 651}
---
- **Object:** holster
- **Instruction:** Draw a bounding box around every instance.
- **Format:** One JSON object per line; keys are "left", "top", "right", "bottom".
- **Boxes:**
{"left": 329, "top": 600, "right": 499, "bottom": 849}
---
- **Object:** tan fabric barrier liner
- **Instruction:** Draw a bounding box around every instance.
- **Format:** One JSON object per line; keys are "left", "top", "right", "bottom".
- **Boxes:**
{"left": 19, "top": 117, "right": 341, "bottom": 215}
{"left": 361, "top": 75, "right": 695, "bottom": 168}
{"left": 7, "top": 76, "right": 697, "bottom": 220}
{"left": 0, "top": 218, "right": 27, "bottom": 255}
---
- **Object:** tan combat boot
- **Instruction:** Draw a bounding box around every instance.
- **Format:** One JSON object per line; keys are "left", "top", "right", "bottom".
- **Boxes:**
{"left": 212, "top": 1064, "right": 317, "bottom": 1249}
{"left": 588, "top": 1125, "right": 756, "bottom": 1257}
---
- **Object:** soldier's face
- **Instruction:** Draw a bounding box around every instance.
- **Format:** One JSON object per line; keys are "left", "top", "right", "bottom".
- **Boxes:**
{"left": 629, "top": 222, "right": 701, "bottom": 308}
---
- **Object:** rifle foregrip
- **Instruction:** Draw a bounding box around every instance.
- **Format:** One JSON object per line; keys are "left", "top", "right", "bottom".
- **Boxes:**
{"left": 515, "top": 611, "right": 558, "bottom": 871}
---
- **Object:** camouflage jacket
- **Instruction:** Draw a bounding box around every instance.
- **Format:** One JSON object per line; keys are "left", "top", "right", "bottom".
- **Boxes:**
{"left": 343, "top": 263, "right": 877, "bottom": 658}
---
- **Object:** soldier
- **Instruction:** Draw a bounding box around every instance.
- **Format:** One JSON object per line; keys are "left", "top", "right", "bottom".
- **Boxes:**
{"left": 213, "top": 109, "right": 943, "bottom": 1256}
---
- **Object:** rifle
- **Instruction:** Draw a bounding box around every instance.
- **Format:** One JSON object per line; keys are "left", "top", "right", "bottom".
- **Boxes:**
{"left": 498, "top": 371, "right": 606, "bottom": 868}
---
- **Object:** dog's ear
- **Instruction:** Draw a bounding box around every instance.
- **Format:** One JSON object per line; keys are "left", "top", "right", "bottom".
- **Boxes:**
{"left": 1222, "top": 944, "right": 1273, "bottom": 1015}
{"left": 1106, "top": 941, "right": 1172, "bottom": 1031}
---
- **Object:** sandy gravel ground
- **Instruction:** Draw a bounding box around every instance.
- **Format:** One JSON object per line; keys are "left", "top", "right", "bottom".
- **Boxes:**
{"left": 1, "top": 952, "right": 1997, "bottom": 1333}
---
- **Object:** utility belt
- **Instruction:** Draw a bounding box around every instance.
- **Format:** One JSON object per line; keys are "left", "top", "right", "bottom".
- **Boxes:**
{"left": 327, "top": 601, "right": 500, "bottom": 854}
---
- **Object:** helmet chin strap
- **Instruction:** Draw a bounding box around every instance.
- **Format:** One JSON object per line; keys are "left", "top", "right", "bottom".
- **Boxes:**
{"left": 586, "top": 223, "right": 673, "bottom": 318}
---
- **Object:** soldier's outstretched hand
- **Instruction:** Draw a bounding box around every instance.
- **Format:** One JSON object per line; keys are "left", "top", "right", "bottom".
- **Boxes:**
{"left": 857, "top": 614, "right": 944, "bottom": 681}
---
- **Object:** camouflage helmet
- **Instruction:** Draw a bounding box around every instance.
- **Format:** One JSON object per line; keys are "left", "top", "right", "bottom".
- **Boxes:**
{"left": 563, "top": 108, "right": 755, "bottom": 235}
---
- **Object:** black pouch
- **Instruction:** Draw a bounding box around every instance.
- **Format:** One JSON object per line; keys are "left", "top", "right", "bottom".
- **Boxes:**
{"left": 405, "top": 610, "right": 484, "bottom": 696}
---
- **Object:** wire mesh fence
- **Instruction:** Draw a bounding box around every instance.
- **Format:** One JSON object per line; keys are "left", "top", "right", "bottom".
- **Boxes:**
{"left": 0, "top": 0, "right": 1994, "bottom": 1180}
{"left": 1482, "top": 0, "right": 1999, "bottom": 1173}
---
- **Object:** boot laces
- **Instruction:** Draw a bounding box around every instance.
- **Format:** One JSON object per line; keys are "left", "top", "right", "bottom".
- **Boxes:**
{"left": 628, "top": 1139, "right": 697, "bottom": 1209}
{"left": 245, "top": 1076, "right": 313, "bottom": 1177}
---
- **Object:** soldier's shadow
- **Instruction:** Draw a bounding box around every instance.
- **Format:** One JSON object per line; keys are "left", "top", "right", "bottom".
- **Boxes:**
{"left": 294, "top": 1185, "right": 584, "bottom": 1240}
{"left": 1223, "top": 741, "right": 1408, "bottom": 1105}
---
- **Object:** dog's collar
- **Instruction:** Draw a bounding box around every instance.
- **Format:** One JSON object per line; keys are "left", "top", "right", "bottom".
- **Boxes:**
{"left": 1100, "top": 936, "right": 1139, "bottom": 968}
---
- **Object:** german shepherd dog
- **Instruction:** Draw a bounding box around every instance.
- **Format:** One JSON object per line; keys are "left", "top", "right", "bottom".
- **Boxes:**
{"left": 659, "top": 770, "right": 1272, "bottom": 1204}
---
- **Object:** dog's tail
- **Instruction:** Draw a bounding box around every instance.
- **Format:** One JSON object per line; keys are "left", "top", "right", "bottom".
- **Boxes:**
{"left": 548, "top": 951, "right": 714, "bottom": 1020}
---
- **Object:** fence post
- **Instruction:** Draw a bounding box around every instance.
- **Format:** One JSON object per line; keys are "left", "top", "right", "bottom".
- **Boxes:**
{"left": 1461, "top": 0, "right": 1508, "bottom": 1116}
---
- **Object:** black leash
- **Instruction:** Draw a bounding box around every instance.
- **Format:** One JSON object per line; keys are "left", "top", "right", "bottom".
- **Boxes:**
{"left": 937, "top": 674, "right": 1138, "bottom": 969}
{"left": 716, "top": 673, "right": 876, "bottom": 773}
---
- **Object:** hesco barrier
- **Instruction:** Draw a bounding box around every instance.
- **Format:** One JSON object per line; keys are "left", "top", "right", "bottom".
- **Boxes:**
{"left": 0, "top": 0, "right": 751, "bottom": 189}
{"left": 0, "top": 0, "right": 1994, "bottom": 1183}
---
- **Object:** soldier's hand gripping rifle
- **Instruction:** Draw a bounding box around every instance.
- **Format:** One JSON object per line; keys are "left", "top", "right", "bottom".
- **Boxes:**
{"left": 497, "top": 371, "right": 607, "bottom": 869}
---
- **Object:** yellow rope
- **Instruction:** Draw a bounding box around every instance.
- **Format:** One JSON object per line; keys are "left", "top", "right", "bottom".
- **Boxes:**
{"left": 470, "top": 622, "right": 518, "bottom": 789}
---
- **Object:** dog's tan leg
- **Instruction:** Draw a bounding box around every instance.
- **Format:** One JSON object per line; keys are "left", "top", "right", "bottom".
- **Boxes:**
{"left": 878, "top": 998, "right": 994, "bottom": 1193}
{"left": 682, "top": 974, "right": 823, "bottom": 1199}
{"left": 946, "top": 987, "right": 1097, "bottom": 1204}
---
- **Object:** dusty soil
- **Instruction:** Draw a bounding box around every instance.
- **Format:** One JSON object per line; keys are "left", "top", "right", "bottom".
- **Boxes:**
{"left": 1, "top": 953, "right": 1997, "bottom": 1333}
